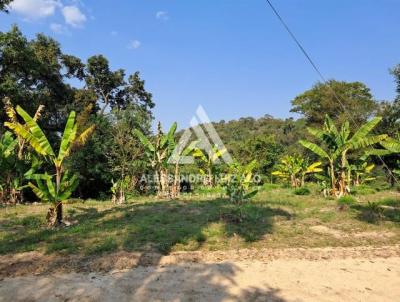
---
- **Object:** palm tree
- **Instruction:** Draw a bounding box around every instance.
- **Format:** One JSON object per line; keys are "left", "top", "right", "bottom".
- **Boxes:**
{"left": 300, "top": 115, "right": 386, "bottom": 196}
{"left": 5, "top": 106, "right": 94, "bottom": 225}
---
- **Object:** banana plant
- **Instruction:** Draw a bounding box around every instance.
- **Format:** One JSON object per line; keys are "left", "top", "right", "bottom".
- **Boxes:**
{"left": 272, "top": 155, "right": 322, "bottom": 187}
{"left": 300, "top": 115, "right": 386, "bottom": 196}
{"left": 222, "top": 159, "right": 258, "bottom": 206}
{"left": 168, "top": 139, "right": 198, "bottom": 197}
{"left": 192, "top": 145, "right": 227, "bottom": 187}
{"left": 366, "top": 135, "right": 400, "bottom": 186}
{"left": 135, "top": 122, "right": 177, "bottom": 196}
{"left": 347, "top": 158, "right": 375, "bottom": 186}
{"left": 5, "top": 105, "right": 94, "bottom": 225}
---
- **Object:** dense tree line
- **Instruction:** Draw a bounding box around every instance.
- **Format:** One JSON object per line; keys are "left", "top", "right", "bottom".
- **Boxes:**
{"left": 0, "top": 26, "right": 154, "bottom": 200}
{"left": 1, "top": 24, "right": 399, "bottom": 213}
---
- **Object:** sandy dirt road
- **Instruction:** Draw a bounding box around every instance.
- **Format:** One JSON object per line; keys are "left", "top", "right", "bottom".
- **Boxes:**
{"left": 1, "top": 251, "right": 399, "bottom": 302}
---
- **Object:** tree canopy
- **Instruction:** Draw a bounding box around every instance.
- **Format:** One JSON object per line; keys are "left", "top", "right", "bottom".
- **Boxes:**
{"left": 291, "top": 80, "right": 377, "bottom": 127}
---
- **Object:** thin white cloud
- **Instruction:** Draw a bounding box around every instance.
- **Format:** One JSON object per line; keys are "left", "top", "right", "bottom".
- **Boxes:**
{"left": 50, "top": 22, "right": 69, "bottom": 34}
{"left": 156, "top": 11, "right": 169, "bottom": 21}
{"left": 128, "top": 40, "right": 141, "bottom": 50}
{"left": 10, "top": 0, "right": 60, "bottom": 19}
{"left": 111, "top": 30, "right": 118, "bottom": 36}
{"left": 62, "top": 5, "right": 86, "bottom": 27}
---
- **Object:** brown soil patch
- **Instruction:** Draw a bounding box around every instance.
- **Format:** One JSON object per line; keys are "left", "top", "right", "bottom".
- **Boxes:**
{"left": 1, "top": 245, "right": 399, "bottom": 278}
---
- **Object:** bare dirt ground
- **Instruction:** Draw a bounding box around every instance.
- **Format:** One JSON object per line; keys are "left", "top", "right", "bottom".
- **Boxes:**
{"left": 1, "top": 246, "right": 400, "bottom": 302}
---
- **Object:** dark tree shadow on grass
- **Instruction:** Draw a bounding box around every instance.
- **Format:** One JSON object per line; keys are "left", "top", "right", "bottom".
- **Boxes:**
{"left": 0, "top": 198, "right": 292, "bottom": 277}
{"left": 0, "top": 261, "right": 288, "bottom": 302}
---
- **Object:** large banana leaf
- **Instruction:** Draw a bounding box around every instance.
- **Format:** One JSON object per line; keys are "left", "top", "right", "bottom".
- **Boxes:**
{"left": 380, "top": 137, "right": 400, "bottom": 153}
{"left": 305, "top": 161, "right": 323, "bottom": 174}
{"left": 349, "top": 134, "right": 387, "bottom": 149}
{"left": 4, "top": 122, "right": 52, "bottom": 157}
{"left": 192, "top": 148, "right": 208, "bottom": 162}
{"left": 182, "top": 140, "right": 198, "bottom": 156}
{"left": 57, "top": 111, "right": 78, "bottom": 165}
{"left": 324, "top": 115, "right": 339, "bottom": 136}
{"left": 14, "top": 106, "right": 54, "bottom": 156}
{"left": 28, "top": 181, "right": 51, "bottom": 201}
{"left": 299, "top": 140, "right": 330, "bottom": 159}
{"left": 351, "top": 117, "right": 382, "bottom": 142}
{"left": 134, "top": 129, "right": 155, "bottom": 152}
{"left": 160, "top": 122, "right": 177, "bottom": 148}
{"left": 58, "top": 173, "right": 79, "bottom": 200}
{"left": 307, "top": 127, "right": 325, "bottom": 139}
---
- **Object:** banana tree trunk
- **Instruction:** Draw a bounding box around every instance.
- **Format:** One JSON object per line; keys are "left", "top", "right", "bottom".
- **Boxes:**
{"left": 329, "top": 160, "right": 336, "bottom": 196}
{"left": 208, "top": 167, "right": 213, "bottom": 187}
{"left": 55, "top": 166, "right": 63, "bottom": 225}
{"left": 172, "top": 163, "right": 180, "bottom": 198}
{"left": 159, "top": 168, "right": 169, "bottom": 197}
{"left": 339, "top": 151, "right": 347, "bottom": 196}
{"left": 290, "top": 174, "right": 297, "bottom": 188}
{"left": 154, "top": 170, "right": 161, "bottom": 194}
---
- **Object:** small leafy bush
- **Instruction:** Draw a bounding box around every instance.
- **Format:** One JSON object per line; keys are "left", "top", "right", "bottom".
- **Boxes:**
{"left": 337, "top": 195, "right": 357, "bottom": 211}
{"left": 337, "top": 195, "right": 357, "bottom": 205}
{"left": 294, "top": 187, "right": 310, "bottom": 195}
{"left": 221, "top": 160, "right": 259, "bottom": 221}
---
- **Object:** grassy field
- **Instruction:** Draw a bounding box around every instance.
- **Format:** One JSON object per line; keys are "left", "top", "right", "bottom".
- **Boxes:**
{"left": 0, "top": 186, "right": 399, "bottom": 256}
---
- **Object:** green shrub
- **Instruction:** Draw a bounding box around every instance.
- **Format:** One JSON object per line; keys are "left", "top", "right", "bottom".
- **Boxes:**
{"left": 337, "top": 195, "right": 357, "bottom": 205}
{"left": 195, "top": 232, "right": 206, "bottom": 243}
{"left": 337, "top": 195, "right": 357, "bottom": 210}
{"left": 294, "top": 187, "right": 310, "bottom": 195}
{"left": 352, "top": 185, "right": 376, "bottom": 195}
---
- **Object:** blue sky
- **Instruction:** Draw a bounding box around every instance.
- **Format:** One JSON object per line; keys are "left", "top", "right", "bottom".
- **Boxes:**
{"left": 1, "top": 0, "right": 399, "bottom": 129}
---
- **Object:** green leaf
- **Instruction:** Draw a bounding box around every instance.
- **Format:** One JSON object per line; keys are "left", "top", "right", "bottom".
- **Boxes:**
{"left": 380, "top": 137, "right": 400, "bottom": 153}
{"left": 15, "top": 106, "right": 55, "bottom": 157}
{"left": 350, "top": 134, "right": 387, "bottom": 149}
{"left": 244, "top": 190, "right": 258, "bottom": 200}
{"left": 28, "top": 181, "right": 50, "bottom": 202}
{"left": 134, "top": 129, "right": 155, "bottom": 152}
{"left": 351, "top": 117, "right": 382, "bottom": 142}
{"left": 57, "top": 111, "right": 77, "bottom": 164}
{"left": 299, "top": 140, "right": 330, "bottom": 159}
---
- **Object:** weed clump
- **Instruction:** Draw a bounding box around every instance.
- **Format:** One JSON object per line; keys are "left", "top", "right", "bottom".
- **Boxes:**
{"left": 337, "top": 195, "right": 357, "bottom": 211}
{"left": 294, "top": 187, "right": 310, "bottom": 195}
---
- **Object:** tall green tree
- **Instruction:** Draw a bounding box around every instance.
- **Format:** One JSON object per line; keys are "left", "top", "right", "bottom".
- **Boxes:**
{"left": 107, "top": 105, "right": 151, "bottom": 203}
{"left": 291, "top": 80, "right": 377, "bottom": 127}
{"left": 0, "top": 26, "right": 84, "bottom": 137}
